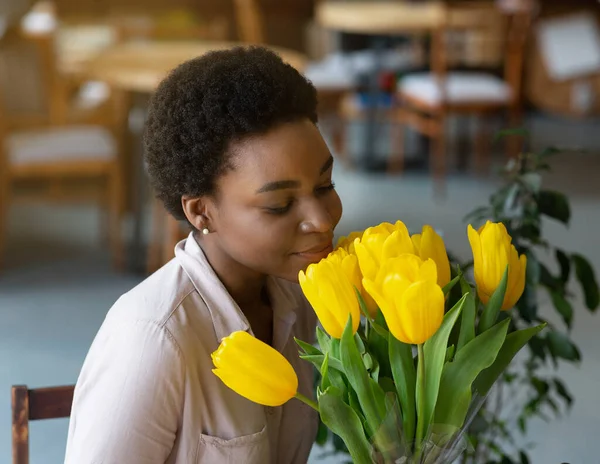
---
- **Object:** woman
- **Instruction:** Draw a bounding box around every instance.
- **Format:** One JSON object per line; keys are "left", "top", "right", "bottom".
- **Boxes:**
{"left": 65, "top": 47, "right": 342, "bottom": 463}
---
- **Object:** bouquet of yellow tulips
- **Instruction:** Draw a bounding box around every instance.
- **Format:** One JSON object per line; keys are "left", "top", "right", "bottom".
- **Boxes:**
{"left": 212, "top": 220, "right": 546, "bottom": 463}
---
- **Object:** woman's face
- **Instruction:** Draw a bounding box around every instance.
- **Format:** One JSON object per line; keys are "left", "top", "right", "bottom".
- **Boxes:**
{"left": 208, "top": 119, "right": 342, "bottom": 282}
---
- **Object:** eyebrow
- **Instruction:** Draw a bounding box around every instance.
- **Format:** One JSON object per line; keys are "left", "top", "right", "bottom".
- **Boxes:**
{"left": 255, "top": 155, "right": 334, "bottom": 194}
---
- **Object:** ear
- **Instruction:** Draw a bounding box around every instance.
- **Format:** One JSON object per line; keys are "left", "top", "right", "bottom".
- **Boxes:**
{"left": 181, "top": 195, "right": 216, "bottom": 232}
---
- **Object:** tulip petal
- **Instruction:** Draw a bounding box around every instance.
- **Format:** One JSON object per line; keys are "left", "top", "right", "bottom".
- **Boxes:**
{"left": 420, "top": 225, "right": 451, "bottom": 287}
{"left": 398, "top": 280, "right": 445, "bottom": 344}
{"left": 382, "top": 254, "right": 422, "bottom": 283}
{"left": 393, "top": 220, "right": 411, "bottom": 236}
{"left": 503, "top": 252, "right": 527, "bottom": 310}
{"left": 300, "top": 268, "right": 344, "bottom": 338}
{"left": 383, "top": 229, "right": 415, "bottom": 261}
{"left": 363, "top": 277, "right": 406, "bottom": 340}
{"left": 336, "top": 231, "right": 364, "bottom": 252}
{"left": 467, "top": 224, "right": 486, "bottom": 298}
{"left": 418, "top": 258, "right": 438, "bottom": 284}
{"left": 366, "top": 222, "right": 396, "bottom": 236}
{"left": 411, "top": 234, "right": 422, "bottom": 255}
{"left": 212, "top": 331, "right": 298, "bottom": 406}
{"left": 480, "top": 223, "right": 510, "bottom": 293}
{"left": 355, "top": 237, "right": 383, "bottom": 281}
{"left": 318, "top": 260, "right": 360, "bottom": 336}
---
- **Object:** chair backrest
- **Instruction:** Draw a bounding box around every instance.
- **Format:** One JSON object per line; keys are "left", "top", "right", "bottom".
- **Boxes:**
{"left": 232, "top": 0, "right": 314, "bottom": 52}
{"left": 0, "top": 22, "right": 56, "bottom": 129}
{"left": 11, "top": 385, "right": 75, "bottom": 464}
{"left": 431, "top": 1, "right": 534, "bottom": 98}
{"left": 233, "top": 0, "right": 266, "bottom": 44}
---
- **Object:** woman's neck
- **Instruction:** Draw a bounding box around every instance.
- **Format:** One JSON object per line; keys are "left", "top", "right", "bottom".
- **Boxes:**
{"left": 198, "top": 236, "right": 268, "bottom": 313}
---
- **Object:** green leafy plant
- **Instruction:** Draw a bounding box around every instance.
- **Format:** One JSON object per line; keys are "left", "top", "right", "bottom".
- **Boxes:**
{"left": 460, "top": 136, "right": 599, "bottom": 463}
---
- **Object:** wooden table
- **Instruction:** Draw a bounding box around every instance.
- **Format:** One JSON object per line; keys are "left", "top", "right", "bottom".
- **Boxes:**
{"left": 81, "top": 40, "right": 306, "bottom": 272}
{"left": 84, "top": 40, "right": 306, "bottom": 92}
{"left": 316, "top": 1, "right": 445, "bottom": 35}
{"left": 315, "top": 1, "right": 450, "bottom": 169}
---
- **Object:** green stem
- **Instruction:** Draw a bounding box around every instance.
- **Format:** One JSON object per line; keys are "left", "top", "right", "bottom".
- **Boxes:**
{"left": 294, "top": 392, "right": 319, "bottom": 412}
{"left": 415, "top": 343, "right": 426, "bottom": 459}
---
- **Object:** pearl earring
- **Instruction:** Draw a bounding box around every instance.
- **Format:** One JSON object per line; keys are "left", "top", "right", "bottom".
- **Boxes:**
{"left": 202, "top": 228, "right": 210, "bottom": 235}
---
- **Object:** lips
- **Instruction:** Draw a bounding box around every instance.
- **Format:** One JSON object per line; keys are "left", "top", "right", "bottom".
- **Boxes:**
{"left": 294, "top": 242, "right": 334, "bottom": 261}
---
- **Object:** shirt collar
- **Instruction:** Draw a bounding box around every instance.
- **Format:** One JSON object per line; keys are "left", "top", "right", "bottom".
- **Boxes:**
{"left": 175, "top": 233, "right": 299, "bottom": 351}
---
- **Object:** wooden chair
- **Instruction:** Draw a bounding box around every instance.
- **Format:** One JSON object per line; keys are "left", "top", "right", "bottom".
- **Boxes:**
{"left": 11, "top": 384, "right": 75, "bottom": 464}
{"left": 233, "top": 0, "right": 353, "bottom": 161}
{"left": 0, "top": 25, "right": 126, "bottom": 270}
{"left": 389, "top": 1, "right": 533, "bottom": 182}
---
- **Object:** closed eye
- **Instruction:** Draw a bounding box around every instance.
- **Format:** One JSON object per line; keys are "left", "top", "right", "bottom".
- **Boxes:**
{"left": 316, "top": 182, "right": 336, "bottom": 194}
{"left": 264, "top": 201, "right": 294, "bottom": 215}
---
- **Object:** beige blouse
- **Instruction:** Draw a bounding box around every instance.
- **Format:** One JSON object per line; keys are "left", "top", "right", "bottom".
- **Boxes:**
{"left": 65, "top": 234, "right": 318, "bottom": 463}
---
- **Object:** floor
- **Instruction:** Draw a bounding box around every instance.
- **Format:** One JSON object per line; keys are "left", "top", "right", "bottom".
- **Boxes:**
{"left": 1, "top": 115, "right": 600, "bottom": 463}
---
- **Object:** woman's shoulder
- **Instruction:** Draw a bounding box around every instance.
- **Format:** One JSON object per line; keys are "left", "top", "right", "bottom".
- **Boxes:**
{"left": 108, "top": 259, "right": 198, "bottom": 326}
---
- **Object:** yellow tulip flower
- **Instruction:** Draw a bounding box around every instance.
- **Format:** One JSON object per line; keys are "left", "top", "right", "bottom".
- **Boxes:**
{"left": 411, "top": 225, "right": 451, "bottom": 287}
{"left": 335, "top": 230, "right": 364, "bottom": 254}
{"left": 299, "top": 257, "right": 361, "bottom": 339}
{"left": 212, "top": 331, "right": 298, "bottom": 406}
{"left": 362, "top": 254, "right": 445, "bottom": 344}
{"left": 328, "top": 248, "right": 378, "bottom": 318}
{"left": 468, "top": 221, "right": 527, "bottom": 310}
{"left": 354, "top": 221, "right": 414, "bottom": 281}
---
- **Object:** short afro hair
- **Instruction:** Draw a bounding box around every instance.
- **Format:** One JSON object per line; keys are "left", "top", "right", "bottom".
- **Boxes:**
{"left": 143, "top": 46, "right": 318, "bottom": 221}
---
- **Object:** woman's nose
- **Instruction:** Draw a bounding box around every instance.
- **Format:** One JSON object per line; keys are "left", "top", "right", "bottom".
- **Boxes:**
{"left": 299, "top": 200, "right": 333, "bottom": 234}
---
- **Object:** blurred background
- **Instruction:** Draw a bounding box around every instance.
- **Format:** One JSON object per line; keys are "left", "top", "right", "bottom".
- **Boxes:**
{"left": 1, "top": 0, "right": 599, "bottom": 463}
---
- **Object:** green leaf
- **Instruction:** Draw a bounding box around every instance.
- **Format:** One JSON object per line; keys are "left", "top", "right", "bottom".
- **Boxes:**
{"left": 418, "top": 294, "right": 467, "bottom": 441}
{"left": 531, "top": 376, "right": 549, "bottom": 396}
{"left": 553, "top": 378, "right": 573, "bottom": 408}
{"left": 547, "top": 331, "right": 581, "bottom": 362}
{"left": 463, "top": 206, "right": 491, "bottom": 224}
{"left": 356, "top": 288, "right": 372, "bottom": 320}
{"left": 539, "top": 262, "right": 557, "bottom": 289}
{"left": 340, "top": 317, "right": 386, "bottom": 437}
{"left": 539, "top": 146, "right": 562, "bottom": 158}
{"left": 389, "top": 335, "right": 416, "bottom": 445}
{"left": 355, "top": 333, "right": 366, "bottom": 355}
{"left": 518, "top": 416, "right": 526, "bottom": 434}
{"left": 367, "top": 314, "right": 391, "bottom": 379}
{"left": 435, "top": 319, "right": 510, "bottom": 428}
{"left": 521, "top": 173, "right": 542, "bottom": 193}
{"left": 315, "top": 419, "right": 329, "bottom": 445}
{"left": 318, "top": 387, "right": 373, "bottom": 464}
{"left": 555, "top": 249, "right": 571, "bottom": 283}
{"left": 473, "top": 323, "right": 546, "bottom": 395}
{"left": 378, "top": 377, "right": 396, "bottom": 394}
{"left": 300, "top": 354, "right": 344, "bottom": 374}
{"left": 348, "top": 388, "right": 365, "bottom": 424}
{"left": 370, "top": 320, "right": 391, "bottom": 339}
{"left": 363, "top": 353, "right": 373, "bottom": 371}
{"left": 550, "top": 290, "right": 573, "bottom": 329}
{"left": 519, "top": 450, "right": 531, "bottom": 464}
{"left": 457, "top": 278, "right": 476, "bottom": 351}
{"left": 295, "top": 338, "right": 322, "bottom": 356}
{"left": 537, "top": 190, "right": 571, "bottom": 225}
{"left": 316, "top": 327, "right": 331, "bottom": 354}
{"left": 445, "top": 345, "right": 456, "bottom": 363}
{"left": 526, "top": 251, "right": 541, "bottom": 286}
{"left": 321, "top": 352, "right": 331, "bottom": 391}
{"left": 527, "top": 334, "right": 547, "bottom": 362}
{"left": 479, "top": 267, "right": 509, "bottom": 332}
{"left": 494, "top": 127, "right": 529, "bottom": 142}
{"left": 572, "top": 254, "right": 600, "bottom": 311}
{"left": 331, "top": 338, "right": 341, "bottom": 360}
{"left": 442, "top": 274, "right": 461, "bottom": 296}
